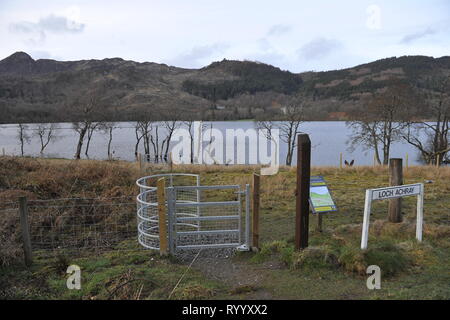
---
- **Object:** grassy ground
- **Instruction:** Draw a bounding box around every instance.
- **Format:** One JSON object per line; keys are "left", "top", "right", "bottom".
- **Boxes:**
{"left": 0, "top": 157, "right": 449, "bottom": 300}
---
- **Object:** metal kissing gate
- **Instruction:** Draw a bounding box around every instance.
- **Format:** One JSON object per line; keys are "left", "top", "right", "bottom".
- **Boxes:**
{"left": 136, "top": 174, "right": 250, "bottom": 254}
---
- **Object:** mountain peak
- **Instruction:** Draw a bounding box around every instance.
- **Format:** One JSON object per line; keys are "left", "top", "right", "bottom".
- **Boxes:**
{"left": 3, "top": 51, "right": 34, "bottom": 63}
{"left": 0, "top": 51, "right": 36, "bottom": 75}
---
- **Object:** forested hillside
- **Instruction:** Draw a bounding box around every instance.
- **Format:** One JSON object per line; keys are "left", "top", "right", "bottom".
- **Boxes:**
{"left": 0, "top": 52, "right": 449, "bottom": 123}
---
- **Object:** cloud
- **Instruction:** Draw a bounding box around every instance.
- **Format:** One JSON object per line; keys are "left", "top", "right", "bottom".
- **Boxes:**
{"left": 267, "top": 24, "right": 292, "bottom": 37}
{"left": 400, "top": 27, "right": 436, "bottom": 44}
{"left": 28, "top": 50, "right": 55, "bottom": 60}
{"left": 297, "top": 37, "right": 342, "bottom": 60}
{"left": 38, "top": 14, "right": 84, "bottom": 33}
{"left": 168, "top": 43, "right": 229, "bottom": 68}
{"left": 9, "top": 13, "right": 85, "bottom": 45}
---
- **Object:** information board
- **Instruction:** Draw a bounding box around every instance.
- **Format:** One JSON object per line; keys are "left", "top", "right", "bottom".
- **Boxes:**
{"left": 309, "top": 176, "right": 337, "bottom": 214}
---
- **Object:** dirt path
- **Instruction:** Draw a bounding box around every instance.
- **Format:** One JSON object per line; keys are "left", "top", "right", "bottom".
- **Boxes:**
{"left": 176, "top": 249, "right": 274, "bottom": 299}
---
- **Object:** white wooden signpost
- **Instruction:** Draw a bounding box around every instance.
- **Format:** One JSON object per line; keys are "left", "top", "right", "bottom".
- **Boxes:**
{"left": 361, "top": 183, "right": 424, "bottom": 249}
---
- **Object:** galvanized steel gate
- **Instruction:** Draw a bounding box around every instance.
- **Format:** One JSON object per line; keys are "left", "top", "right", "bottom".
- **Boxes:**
{"left": 136, "top": 174, "right": 250, "bottom": 254}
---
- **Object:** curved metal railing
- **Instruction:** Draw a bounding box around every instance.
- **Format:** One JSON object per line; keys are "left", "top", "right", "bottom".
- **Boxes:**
{"left": 136, "top": 173, "right": 200, "bottom": 250}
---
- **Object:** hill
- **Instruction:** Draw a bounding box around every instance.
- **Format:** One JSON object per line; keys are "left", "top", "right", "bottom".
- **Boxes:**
{"left": 0, "top": 52, "right": 449, "bottom": 123}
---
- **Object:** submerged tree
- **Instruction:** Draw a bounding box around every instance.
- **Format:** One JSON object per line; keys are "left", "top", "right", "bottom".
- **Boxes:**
{"left": 84, "top": 122, "right": 101, "bottom": 158}
{"left": 256, "top": 94, "right": 306, "bottom": 165}
{"left": 161, "top": 120, "right": 181, "bottom": 162}
{"left": 16, "top": 123, "right": 30, "bottom": 156}
{"left": 103, "top": 122, "right": 116, "bottom": 160}
{"left": 70, "top": 87, "right": 105, "bottom": 160}
{"left": 34, "top": 123, "right": 57, "bottom": 155}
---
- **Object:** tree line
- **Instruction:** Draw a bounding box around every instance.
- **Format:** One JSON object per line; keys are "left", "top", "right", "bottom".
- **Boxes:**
{"left": 4, "top": 76, "right": 450, "bottom": 166}
{"left": 346, "top": 77, "right": 450, "bottom": 166}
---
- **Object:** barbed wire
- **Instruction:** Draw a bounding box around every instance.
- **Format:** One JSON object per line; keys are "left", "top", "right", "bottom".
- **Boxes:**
{"left": 28, "top": 202, "right": 135, "bottom": 209}
{"left": 27, "top": 195, "right": 134, "bottom": 203}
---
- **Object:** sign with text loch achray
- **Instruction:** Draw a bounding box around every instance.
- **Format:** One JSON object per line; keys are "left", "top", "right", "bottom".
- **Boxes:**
{"left": 371, "top": 184, "right": 421, "bottom": 200}
{"left": 361, "top": 183, "right": 424, "bottom": 250}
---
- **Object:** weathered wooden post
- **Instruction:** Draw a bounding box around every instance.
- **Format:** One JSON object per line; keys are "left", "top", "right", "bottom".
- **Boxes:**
{"left": 295, "top": 134, "right": 311, "bottom": 250}
{"left": 339, "top": 152, "right": 343, "bottom": 169}
{"left": 405, "top": 153, "right": 409, "bottom": 170}
{"left": 252, "top": 173, "right": 260, "bottom": 250}
{"left": 388, "top": 158, "right": 403, "bottom": 223}
{"left": 157, "top": 178, "right": 168, "bottom": 256}
{"left": 137, "top": 153, "right": 143, "bottom": 173}
{"left": 317, "top": 214, "right": 323, "bottom": 232}
{"left": 168, "top": 152, "right": 173, "bottom": 172}
{"left": 19, "top": 197, "right": 33, "bottom": 266}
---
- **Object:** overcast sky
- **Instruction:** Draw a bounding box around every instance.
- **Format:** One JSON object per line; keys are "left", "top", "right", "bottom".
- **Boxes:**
{"left": 1, "top": 0, "right": 449, "bottom": 72}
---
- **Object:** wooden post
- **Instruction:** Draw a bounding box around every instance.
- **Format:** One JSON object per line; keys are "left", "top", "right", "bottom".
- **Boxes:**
{"left": 252, "top": 173, "right": 260, "bottom": 250}
{"left": 157, "top": 178, "right": 168, "bottom": 256}
{"left": 295, "top": 134, "right": 311, "bottom": 250}
{"left": 405, "top": 153, "right": 409, "bottom": 170}
{"left": 317, "top": 214, "right": 323, "bottom": 232}
{"left": 19, "top": 197, "right": 33, "bottom": 266}
{"left": 339, "top": 153, "right": 343, "bottom": 169}
{"left": 168, "top": 152, "right": 173, "bottom": 172}
{"left": 388, "top": 158, "right": 403, "bottom": 223}
{"left": 138, "top": 153, "right": 143, "bottom": 173}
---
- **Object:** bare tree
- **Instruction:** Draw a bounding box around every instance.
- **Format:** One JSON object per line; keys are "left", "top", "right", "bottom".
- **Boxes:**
{"left": 347, "top": 81, "right": 415, "bottom": 165}
{"left": 255, "top": 95, "right": 306, "bottom": 165}
{"left": 17, "top": 123, "right": 30, "bottom": 156}
{"left": 162, "top": 121, "right": 181, "bottom": 162}
{"left": 34, "top": 123, "right": 57, "bottom": 155}
{"left": 71, "top": 88, "right": 104, "bottom": 160}
{"left": 134, "top": 122, "right": 145, "bottom": 159}
{"left": 184, "top": 120, "right": 195, "bottom": 164}
{"left": 136, "top": 120, "right": 157, "bottom": 161}
{"left": 84, "top": 122, "right": 101, "bottom": 158}
{"left": 347, "top": 120, "right": 382, "bottom": 164}
{"left": 402, "top": 76, "right": 450, "bottom": 165}
{"left": 102, "top": 122, "right": 116, "bottom": 159}
{"left": 280, "top": 96, "right": 306, "bottom": 165}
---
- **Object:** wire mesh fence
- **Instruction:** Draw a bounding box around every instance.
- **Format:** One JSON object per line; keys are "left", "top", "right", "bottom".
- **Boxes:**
{"left": 0, "top": 196, "right": 142, "bottom": 264}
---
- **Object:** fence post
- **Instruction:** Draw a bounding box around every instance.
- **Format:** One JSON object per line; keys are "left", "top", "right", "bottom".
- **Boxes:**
{"left": 252, "top": 173, "right": 260, "bottom": 250}
{"left": 137, "top": 153, "right": 143, "bottom": 173}
{"left": 168, "top": 152, "right": 173, "bottom": 172}
{"left": 317, "top": 213, "right": 323, "bottom": 232}
{"left": 166, "top": 187, "right": 176, "bottom": 254}
{"left": 295, "top": 134, "right": 311, "bottom": 250}
{"left": 157, "top": 178, "right": 168, "bottom": 256}
{"left": 405, "top": 153, "right": 409, "bottom": 170}
{"left": 245, "top": 184, "right": 251, "bottom": 249}
{"left": 388, "top": 158, "right": 403, "bottom": 223}
{"left": 339, "top": 153, "right": 343, "bottom": 169}
{"left": 19, "top": 196, "right": 33, "bottom": 266}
